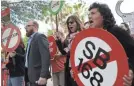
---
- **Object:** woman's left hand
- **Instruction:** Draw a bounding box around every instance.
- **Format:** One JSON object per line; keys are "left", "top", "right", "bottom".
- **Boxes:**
{"left": 123, "top": 70, "right": 133, "bottom": 86}
{"left": 9, "top": 51, "right": 16, "bottom": 57}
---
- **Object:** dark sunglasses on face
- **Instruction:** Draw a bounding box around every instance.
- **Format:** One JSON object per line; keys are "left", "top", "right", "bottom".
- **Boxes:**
{"left": 68, "top": 21, "right": 74, "bottom": 25}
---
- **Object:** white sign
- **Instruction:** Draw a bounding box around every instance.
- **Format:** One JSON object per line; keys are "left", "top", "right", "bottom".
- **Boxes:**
{"left": 70, "top": 29, "right": 129, "bottom": 86}
{"left": 1, "top": 24, "right": 21, "bottom": 52}
{"left": 49, "top": 0, "right": 63, "bottom": 15}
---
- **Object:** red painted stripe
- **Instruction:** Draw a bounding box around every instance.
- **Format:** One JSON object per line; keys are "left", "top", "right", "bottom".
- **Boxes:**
{"left": 6, "top": 28, "right": 14, "bottom": 48}
{"left": 74, "top": 51, "right": 114, "bottom": 74}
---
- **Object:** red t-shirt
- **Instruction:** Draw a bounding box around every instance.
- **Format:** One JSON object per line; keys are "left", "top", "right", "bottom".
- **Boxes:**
{"left": 51, "top": 55, "right": 66, "bottom": 73}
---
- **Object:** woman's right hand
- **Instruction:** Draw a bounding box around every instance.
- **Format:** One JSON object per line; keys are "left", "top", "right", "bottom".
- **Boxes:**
{"left": 9, "top": 51, "right": 16, "bottom": 57}
{"left": 55, "top": 32, "right": 65, "bottom": 43}
{"left": 55, "top": 32, "right": 61, "bottom": 40}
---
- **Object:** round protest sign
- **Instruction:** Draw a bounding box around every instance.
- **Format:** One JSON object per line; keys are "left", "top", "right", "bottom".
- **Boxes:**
{"left": 70, "top": 28, "right": 129, "bottom": 86}
{"left": 1, "top": 24, "right": 21, "bottom": 52}
{"left": 49, "top": 0, "right": 64, "bottom": 15}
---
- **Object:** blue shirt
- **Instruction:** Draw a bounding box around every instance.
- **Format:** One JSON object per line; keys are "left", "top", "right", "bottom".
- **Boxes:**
{"left": 25, "top": 32, "right": 37, "bottom": 67}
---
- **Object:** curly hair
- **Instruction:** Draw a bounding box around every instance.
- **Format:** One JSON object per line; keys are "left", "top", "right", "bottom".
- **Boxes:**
{"left": 88, "top": 2, "right": 116, "bottom": 30}
{"left": 66, "top": 15, "right": 82, "bottom": 34}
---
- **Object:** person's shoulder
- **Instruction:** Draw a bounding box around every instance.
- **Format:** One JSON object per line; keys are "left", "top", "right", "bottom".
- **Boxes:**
{"left": 108, "top": 25, "right": 134, "bottom": 43}
{"left": 108, "top": 25, "right": 128, "bottom": 36}
{"left": 36, "top": 32, "right": 47, "bottom": 38}
{"left": 109, "top": 25, "right": 125, "bottom": 32}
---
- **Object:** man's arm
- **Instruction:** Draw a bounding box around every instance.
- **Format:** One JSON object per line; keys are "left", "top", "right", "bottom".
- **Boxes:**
{"left": 37, "top": 34, "right": 50, "bottom": 78}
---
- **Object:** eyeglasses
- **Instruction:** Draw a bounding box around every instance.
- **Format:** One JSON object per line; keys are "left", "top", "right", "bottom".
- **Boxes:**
{"left": 25, "top": 25, "right": 34, "bottom": 29}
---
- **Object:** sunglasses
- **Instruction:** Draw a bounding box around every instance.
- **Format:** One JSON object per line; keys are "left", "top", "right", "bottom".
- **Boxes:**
{"left": 67, "top": 21, "right": 74, "bottom": 24}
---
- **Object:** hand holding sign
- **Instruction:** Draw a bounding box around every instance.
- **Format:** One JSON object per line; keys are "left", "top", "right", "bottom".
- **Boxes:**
{"left": 54, "top": 31, "right": 65, "bottom": 43}
{"left": 9, "top": 51, "right": 16, "bottom": 57}
{"left": 70, "top": 28, "right": 129, "bottom": 86}
{"left": 123, "top": 70, "right": 134, "bottom": 86}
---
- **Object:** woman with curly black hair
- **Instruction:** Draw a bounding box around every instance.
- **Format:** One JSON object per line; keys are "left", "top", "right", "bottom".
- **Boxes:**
{"left": 88, "top": 2, "right": 134, "bottom": 86}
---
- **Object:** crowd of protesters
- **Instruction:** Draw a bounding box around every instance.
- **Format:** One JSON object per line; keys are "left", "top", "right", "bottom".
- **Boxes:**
{"left": 1, "top": 2, "right": 134, "bottom": 86}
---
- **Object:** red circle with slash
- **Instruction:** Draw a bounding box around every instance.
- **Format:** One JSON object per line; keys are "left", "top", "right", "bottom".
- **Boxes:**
{"left": 48, "top": 36, "right": 58, "bottom": 59}
{"left": 1, "top": 24, "right": 21, "bottom": 52}
{"left": 70, "top": 28, "right": 129, "bottom": 86}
